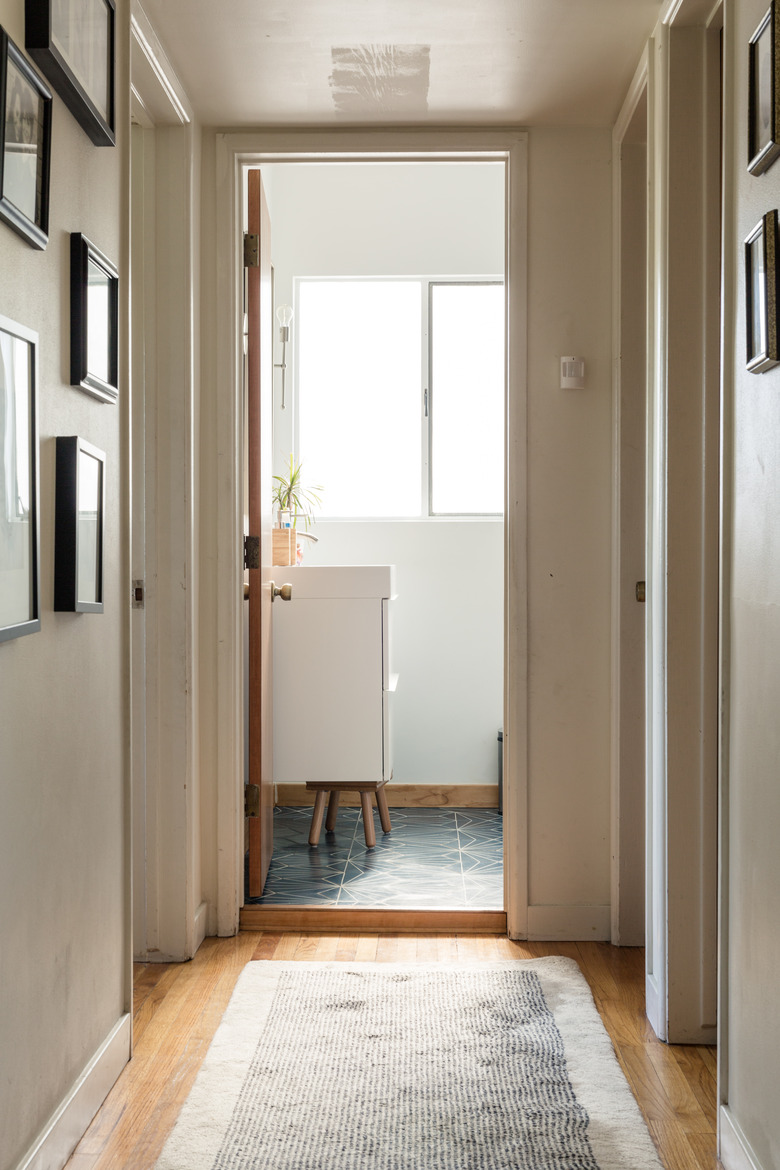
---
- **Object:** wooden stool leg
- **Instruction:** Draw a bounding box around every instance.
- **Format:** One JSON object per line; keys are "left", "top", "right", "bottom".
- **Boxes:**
{"left": 360, "top": 791, "right": 376, "bottom": 848}
{"left": 309, "top": 790, "right": 327, "bottom": 845}
{"left": 376, "top": 786, "right": 392, "bottom": 834}
{"left": 325, "top": 789, "right": 340, "bottom": 831}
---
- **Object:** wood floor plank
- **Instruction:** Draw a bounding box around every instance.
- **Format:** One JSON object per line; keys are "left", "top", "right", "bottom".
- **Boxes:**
{"left": 273, "top": 933, "right": 303, "bottom": 959}
{"left": 436, "top": 935, "right": 459, "bottom": 962}
{"left": 644, "top": 1042, "right": 714, "bottom": 1134}
{"left": 685, "top": 1131, "right": 722, "bottom": 1170}
{"left": 647, "top": 1120, "right": 708, "bottom": 1170}
{"left": 395, "top": 934, "right": 418, "bottom": 961}
{"left": 671, "top": 1046, "right": 718, "bottom": 1126}
{"left": 293, "top": 934, "right": 320, "bottom": 961}
{"left": 251, "top": 932, "right": 283, "bottom": 959}
{"left": 375, "top": 934, "right": 398, "bottom": 961}
{"left": 65, "top": 934, "right": 718, "bottom": 1170}
{"left": 354, "top": 934, "right": 379, "bottom": 961}
{"left": 313, "top": 933, "right": 339, "bottom": 960}
{"left": 335, "top": 934, "right": 359, "bottom": 960}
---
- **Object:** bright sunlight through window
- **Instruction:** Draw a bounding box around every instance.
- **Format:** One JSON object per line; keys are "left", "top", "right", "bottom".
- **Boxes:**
{"left": 430, "top": 283, "right": 504, "bottom": 515}
{"left": 298, "top": 281, "right": 421, "bottom": 517}
{"left": 297, "top": 278, "right": 504, "bottom": 518}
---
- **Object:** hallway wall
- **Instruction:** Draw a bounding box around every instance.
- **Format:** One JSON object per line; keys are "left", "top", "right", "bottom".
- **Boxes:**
{"left": 0, "top": 1, "right": 130, "bottom": 1167}
{"left": 721, "top": 1, "right": 780, "bottom": 1165}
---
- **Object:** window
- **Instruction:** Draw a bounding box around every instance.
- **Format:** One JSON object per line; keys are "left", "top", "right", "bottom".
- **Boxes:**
{"left": 296, "top": 278, "right": 504, "bottom": 518}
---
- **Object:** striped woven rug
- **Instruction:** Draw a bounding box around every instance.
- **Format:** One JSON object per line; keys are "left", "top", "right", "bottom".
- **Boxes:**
{"left": 156, "top": 959, "right": 662, "bottom": 1170}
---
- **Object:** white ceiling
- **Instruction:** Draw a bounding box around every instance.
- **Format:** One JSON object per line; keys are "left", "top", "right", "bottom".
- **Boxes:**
{"left": 137, "top": 0, "right": 663, "bottom": 128}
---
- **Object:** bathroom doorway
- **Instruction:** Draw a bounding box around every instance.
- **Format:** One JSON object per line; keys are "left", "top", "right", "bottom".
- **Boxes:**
{"left": 212, "top": 128, "right": 528, "bottom": 939}
{"left": 246, "top": 158, "right": 507, "bottom": 913}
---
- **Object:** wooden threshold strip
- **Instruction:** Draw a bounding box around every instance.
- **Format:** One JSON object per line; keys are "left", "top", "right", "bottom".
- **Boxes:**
{"left": 239, "top": 907, "right": 507, "bottom": 934}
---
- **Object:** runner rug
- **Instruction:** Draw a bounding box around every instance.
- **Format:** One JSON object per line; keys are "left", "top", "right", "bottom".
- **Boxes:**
{"left": 155, "top": 958, "right": 662, "bottom": 1170}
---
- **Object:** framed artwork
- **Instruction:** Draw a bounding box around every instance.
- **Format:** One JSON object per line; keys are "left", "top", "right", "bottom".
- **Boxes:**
{"left": 0, "top": 314, "right": 41, "bottom": 643}
{"left": 748, "top": 4, "right": 780, "bottom": 175}
{"left": 54, "top": 435, "right": 105, "bottom": 613}
{"left": 70, "top": 232, "right": 119, "bottom": 403}
{"left": 0, "top": 26, "right": 52, "bottom": 249}
{"left": 745, "top": 211, "right": 779, "bottom": 373}
{"left": 25, "top": 0, "right": 115, "bottom": 146}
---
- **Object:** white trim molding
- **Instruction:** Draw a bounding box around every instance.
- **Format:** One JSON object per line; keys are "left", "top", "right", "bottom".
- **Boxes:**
{"left": 719, "top": 1108, "right": 767, "bottom": 1170}
{"left": 13, "top": 1016, "right": 131, "bottom": 1170}
{"left": 212, "top": 128, "right": 529, "bottom": 939}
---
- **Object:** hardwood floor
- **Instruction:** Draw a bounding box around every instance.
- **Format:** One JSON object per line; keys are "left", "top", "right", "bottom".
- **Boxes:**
{"left": 65, "top": 934, "right": 720, "bottom": 1170}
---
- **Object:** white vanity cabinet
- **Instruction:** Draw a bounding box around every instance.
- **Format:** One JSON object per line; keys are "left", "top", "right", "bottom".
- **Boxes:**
{"left": 272, "top": 565, "right": 397, "bottom": 786}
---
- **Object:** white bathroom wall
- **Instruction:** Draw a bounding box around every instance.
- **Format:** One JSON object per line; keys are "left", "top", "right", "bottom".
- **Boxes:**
{"left": 263, "top": 162, "right": 504, "bottom": 789}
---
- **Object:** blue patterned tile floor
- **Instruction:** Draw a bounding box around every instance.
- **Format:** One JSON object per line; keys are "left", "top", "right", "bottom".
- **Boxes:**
{"left": 245, "top": 806, "right": 504, "bottom": 909}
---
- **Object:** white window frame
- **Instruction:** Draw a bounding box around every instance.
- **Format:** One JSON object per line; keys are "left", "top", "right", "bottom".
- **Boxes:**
{"left": 292, "top": 274, "right": 505, "bottom": 521}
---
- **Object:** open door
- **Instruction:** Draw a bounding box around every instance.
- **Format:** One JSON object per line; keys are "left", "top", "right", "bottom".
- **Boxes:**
{"left": 245, "top": 169, "right": 274, "bottom": 897}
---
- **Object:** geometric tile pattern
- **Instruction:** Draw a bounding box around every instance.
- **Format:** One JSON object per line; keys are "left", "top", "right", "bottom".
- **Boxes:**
{"left": 245, "top": 805, "right": 503, "bottom": 909}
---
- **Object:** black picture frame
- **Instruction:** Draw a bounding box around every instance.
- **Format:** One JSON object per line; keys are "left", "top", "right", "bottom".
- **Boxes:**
{"left": 0, "top": 26, "right": 52, "bottom": 249}
{"left": 0, "top": 313, "right": 41, "bottom": 642}
{"left": 745, "top": 211, "right": 779, "bottom": 373}
{"left": 749, "top": 4, "right": 780, "bottom": 175}
{"left": 54, "top": 435, "right": 105, "bottom": 613}
{"left": 70, "top": 232, "right": 119, "bottom": 403}
{"left": 25, "top": 0, "right": 115, "bottom": 146}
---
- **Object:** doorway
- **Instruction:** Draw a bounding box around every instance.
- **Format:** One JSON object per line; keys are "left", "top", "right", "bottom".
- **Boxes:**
{"left": 213, "top": 130, "right": 529, "bottom": 939}
{"left": 248, "top": 160, "right": 506, "bottom": 911}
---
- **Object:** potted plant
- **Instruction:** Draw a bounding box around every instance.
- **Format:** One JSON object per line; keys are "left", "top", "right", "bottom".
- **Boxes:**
{"left": 271, "top": 455, "right": 322, "bottom": 565}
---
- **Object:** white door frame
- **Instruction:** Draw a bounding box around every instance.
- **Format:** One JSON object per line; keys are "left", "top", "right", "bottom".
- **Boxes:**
{"left": 617, "top": 0, "right": 721, "bottom": 1042}
{"left": 213, "top": 128, "right": 529, "bottom": 938}
{"left": 611, "top": 49, "right": 650, "bottom": 949}
{"left": 130, "top": 4, "right": 206, "bottom": 961}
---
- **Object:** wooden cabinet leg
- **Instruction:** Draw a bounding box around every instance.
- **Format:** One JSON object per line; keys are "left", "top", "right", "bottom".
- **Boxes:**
{"left": 360, "top": 791, "right": 376, "bottom": 848}
{"left": 309, "top": 790, "right": 327, "bottom": 845}
{"left": 325, "top": 789, "right": 340, "bottom": 831}
{"left": 376, "top": 786, "right": 392, "bottom": 833}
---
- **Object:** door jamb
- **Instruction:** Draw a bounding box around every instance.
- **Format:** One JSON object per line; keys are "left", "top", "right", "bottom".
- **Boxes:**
{"left": 611, "top": 49, "right": 651, "bottom": 949}
{"left": 213, "top": 129, "right": 529, "bottom": 938}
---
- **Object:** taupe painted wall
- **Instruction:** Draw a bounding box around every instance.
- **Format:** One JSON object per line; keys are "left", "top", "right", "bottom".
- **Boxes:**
{"left": 525, "top": 127, "right": 613, "bottom": 927}
{"left": 723, "top": 1, "right": 780, "bottom": 1164}
{"left": 0, "top": 1, "right": 128, "bottom": 1166}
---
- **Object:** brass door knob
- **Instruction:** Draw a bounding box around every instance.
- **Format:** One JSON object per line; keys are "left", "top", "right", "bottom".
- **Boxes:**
{"left": 271, "top": 582, "right": 293, "bottom": 602}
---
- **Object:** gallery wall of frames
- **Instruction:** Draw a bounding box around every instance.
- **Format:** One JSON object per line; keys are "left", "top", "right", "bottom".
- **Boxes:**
{"left": 1, "top": 0, "right": 116, "bottom": 644}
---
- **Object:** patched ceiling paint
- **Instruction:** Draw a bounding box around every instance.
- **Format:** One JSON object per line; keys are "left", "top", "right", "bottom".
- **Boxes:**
{"left": 137, "top": 0, "right": 664, "bottom": 127}
{"left": 329, "top": 45, "right": 431, "bottom": 116}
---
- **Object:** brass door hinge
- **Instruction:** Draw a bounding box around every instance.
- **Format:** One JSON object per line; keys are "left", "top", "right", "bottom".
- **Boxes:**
{"left": 244, "top": 534, "right": 260, "bottom": 570}
{"left": 245, "top": 784, "right": 260, "bottom": 818}
{"left": 243, "top": 232, "right": 259, "bottom": 268}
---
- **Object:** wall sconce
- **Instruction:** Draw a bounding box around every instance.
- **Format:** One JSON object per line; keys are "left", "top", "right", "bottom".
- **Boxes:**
{"left": 274, "top": 304, "right": 293, "bottom": 409}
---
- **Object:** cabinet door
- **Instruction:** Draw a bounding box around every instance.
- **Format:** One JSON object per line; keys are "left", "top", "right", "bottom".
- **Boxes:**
{"left": 274, "top": 597, "right": 384, "bottom": 784}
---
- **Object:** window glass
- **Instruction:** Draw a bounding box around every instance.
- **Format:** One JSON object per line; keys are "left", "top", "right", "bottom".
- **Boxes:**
{"left": 298, "top": 281, "right": 422, "bottom": 517}
{"left": 430, "top": 283, "right": 504, "bottom": 514}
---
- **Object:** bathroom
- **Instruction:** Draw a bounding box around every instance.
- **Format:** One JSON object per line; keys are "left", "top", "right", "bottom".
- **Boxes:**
{"left": 248, "top": 159, "right": 505, "bottom": 911}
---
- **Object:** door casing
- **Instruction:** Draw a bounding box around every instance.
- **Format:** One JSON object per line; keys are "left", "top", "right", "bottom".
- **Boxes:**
{"left": 213, "top": 129, "right": 529, "bottom": 937}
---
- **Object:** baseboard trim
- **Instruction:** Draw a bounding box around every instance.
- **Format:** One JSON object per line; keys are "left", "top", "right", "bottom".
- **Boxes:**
{"left": 194, "top": 898, "right": 209, "bottom": 954}
{"left": 719, "top": 1106, "right": 766, "bottom": 1170}
{"left": 14, "top": 1013, "right": 131, "bottom": 1170}
{"left": 276, "top": 783, "right": 499, "bottom": 809}
{"left": 239, "top": 907, "right": 507, "bottom": 934}
{"left": 527, "top": 904, "right": 611, "bottom": 941}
